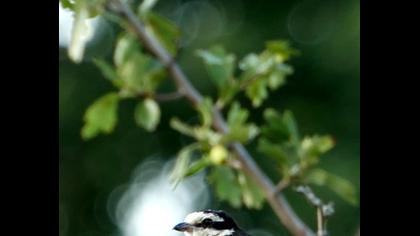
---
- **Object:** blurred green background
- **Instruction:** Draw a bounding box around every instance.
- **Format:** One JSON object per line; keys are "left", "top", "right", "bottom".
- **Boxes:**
{"left": 59, "top": 0, "right": 359, "bottom": 235}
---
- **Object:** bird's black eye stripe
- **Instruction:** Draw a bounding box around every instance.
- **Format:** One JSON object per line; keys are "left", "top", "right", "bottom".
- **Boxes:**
{"left": 212, "top": 221, "right": 236, "bottom": 230}
{"left": 196, "top": 219, "right": 236, "bottom": 230}
{"left": 195, "top": 218, "right": 214, "bottom": 228}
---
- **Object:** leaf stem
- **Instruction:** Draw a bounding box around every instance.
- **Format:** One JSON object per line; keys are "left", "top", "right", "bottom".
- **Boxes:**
{"left": 155, "top": 92, "right": 184, "bottom": 101}
{"left": 273, "top": 178, "right": 290, "bottom": 195}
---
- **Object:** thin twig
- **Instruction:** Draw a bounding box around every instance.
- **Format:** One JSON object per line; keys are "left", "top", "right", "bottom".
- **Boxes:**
{"left": 296, "top": 185, "right": 334, "bottom": 236}
{"left": 273, "top": 178, "right": 290, "bottom": 195}
{"left": 136, "top": 91, "right": 183, "bottom": 102}
{"left": 120, "top": 87, "right": 183, "bottom": 102}
{"left": 155, "top": 91, "right": 183, "bottom": 102}
{"left": 316, "top": 207, "right": 326, "bottom": 236}
{"left": 110, "top": 1, "right": 314, "bottom": 235}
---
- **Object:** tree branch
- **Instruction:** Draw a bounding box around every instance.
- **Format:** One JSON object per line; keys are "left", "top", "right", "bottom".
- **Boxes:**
{"left": 110, "top": 1, "right": 314, "bottom": 235}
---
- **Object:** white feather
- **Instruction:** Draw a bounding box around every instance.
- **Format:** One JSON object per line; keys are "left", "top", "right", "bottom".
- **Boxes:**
{"left": 184, "top": 211, "right": 224, "bottom": 224}
{"left": 183, "top": 228, "right": 234, "bottom": 236}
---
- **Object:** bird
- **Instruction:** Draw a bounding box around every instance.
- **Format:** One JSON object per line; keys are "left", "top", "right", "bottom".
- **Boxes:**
{"left": 173, "top": 209, "right": 250, "bottom": 236}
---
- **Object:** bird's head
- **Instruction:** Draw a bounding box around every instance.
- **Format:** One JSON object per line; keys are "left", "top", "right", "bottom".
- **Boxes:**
{"left": 173, "top": 210, "right": 243, "bottom": 236}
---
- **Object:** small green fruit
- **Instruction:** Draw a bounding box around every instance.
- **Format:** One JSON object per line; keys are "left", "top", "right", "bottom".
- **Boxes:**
{"left": 209, "top": 145, "right": 228, "bottom": 165}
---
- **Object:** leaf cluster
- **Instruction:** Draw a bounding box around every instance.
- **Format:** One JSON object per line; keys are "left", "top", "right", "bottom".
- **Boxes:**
{"left": 63, "top": 0, "right": 358, "bottom": 210}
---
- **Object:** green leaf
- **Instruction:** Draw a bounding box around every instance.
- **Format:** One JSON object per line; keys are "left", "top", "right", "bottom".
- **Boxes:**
{"left": 208, "top": 166, "right": 242, "bottom": 208}
{"left": 134, "top": 98, "right": 161, "bottom": 131}
{"left": 196, "top": 46, "right": 235, "bottom": 89}
{"left": 238, "top": 173, "right": 265, "bottom": 209}
{"left": 68, "top": 0, "right": 92, "bottom": 63}
{"left": 114, "top": 33, "right": 166, "bottom": 94}
{"left": 267, "top": 64, "right": 292, "bottom": 89}
{"left": 239, "top": 53, "right": 274, "bottom": 79}
{"left": 60, "top": 0, "right": 75, "bottom": 10}
{"left": 224, "top": 124, "right": 259, "bottom": 144}
{"left": 81, "top": 92, "right": 119, "bottom": 140}
{"left": 92, "top": 59, "right": 122, "bottom": 88}
{"left": 283, "top": 110, "right": 300, "bottom": 147}
{"left": 170, "top": 148, "right": 191, "bottom": 185}
{"left": 144, "top": 12, "right": 180, "bottom": 56}
{"left": 227, "top": 102, "right": 248, "bottom": 125}
{"left": 117, "top": 52, "right": 166, "bottom": 94}
{"left": 261, "top": 108, "right": 291, "bottom": 144}
{"left": 66, "top": 0, "right": 106, "bottom": 61}
{"left": 196, "top": 46, "right": 238, "bottom": 107}
{"left": 239, "top": 44, "right": 294, "bottom": 107}
{"left": 306, "top": 168, "right": 358, "bottom": 205}
{"left": 170, "top": 143, "right": 212, "bottom": 186}
{"left": 300, "top": 135, "right": 334, "bottom": 165}
{"left": 224, "top": 102, "right": 259, "bottom": 143}
{"left": 261, "top": 109, "right": 301, "bottom": 149}
{"left": 197, "top": 98, "right": 213, "bottom": 128}
{"left": 265, "top": 40, "right": 299, "bottom": 62}
{"left": 238, "top": 53, "right": 259, "bottom": 74}
{"left": 245, "top": 79, "right": 268, "bottom": 107}
{"left": 218, "top": 81, "right": 239, "bottom": 107}
{"left": 257, "top": 138, "right": 290, "bottom": 168}
{"left": 170, "top": 143, "right": 200, "bottom": 186}
{"left": 185, "top": 156, "right": 211, "bottom": 177}
{"left": 114, "top": 33, "right": 141, "bottom": 67}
